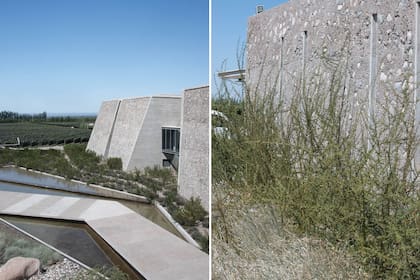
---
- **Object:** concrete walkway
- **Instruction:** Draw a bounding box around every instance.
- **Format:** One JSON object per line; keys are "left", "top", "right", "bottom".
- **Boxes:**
{"left": 0, "top": 190, "right": 208, "bottom": 280}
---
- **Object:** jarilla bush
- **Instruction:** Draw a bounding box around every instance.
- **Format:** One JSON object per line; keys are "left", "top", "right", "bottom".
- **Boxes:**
{"left": 213, "top": 52, "right": 419, "bottom": 278}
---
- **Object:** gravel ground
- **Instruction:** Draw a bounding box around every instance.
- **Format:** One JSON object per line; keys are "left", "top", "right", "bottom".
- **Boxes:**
{"left": 31, "top": 258, "right": 86, "bottom": 280}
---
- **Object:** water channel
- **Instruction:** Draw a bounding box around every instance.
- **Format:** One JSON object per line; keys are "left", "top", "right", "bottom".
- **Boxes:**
{"left": 0, "top": 167, "right": 184, "bottom": 279}
{"left": 0, "top": 167, "right": 182, "bottom": 239}
{"left": 0, "top": 216, "right": 144, "bottom": 280}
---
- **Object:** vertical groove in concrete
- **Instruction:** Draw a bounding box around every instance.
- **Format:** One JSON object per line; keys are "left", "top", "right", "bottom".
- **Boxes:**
{"left": 279, "top": 36, "right": 285, "bottom": 97}
{"left": 368, "top": 13, "right": 378, "bottom": 150}
{"left": 104, "top": 100, "right": 121, "bottom": 158}
{"left": 302, "top": 30, "right": 308, "bottom": 77}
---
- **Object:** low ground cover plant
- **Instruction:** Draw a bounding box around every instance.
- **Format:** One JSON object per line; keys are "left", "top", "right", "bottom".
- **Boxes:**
{"left": 0, "top": 145, "right": 209, "bottom": 253}
{"left": 0, "top": 225, "right": 62, "bottom": 266}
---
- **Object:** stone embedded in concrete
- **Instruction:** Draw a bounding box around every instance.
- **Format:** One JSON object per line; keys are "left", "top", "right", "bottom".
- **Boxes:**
{"left": 178, "top": 86, "right": 210, "bottom": 211}
{"left": 246, "top": 0, "right": 420, "bottom": 168}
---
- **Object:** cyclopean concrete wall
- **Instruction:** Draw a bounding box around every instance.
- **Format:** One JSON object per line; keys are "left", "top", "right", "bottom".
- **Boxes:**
{"left": 88, "top": 96, "right": 182, "bottom": 171}
{"left": 247, "top": 0, "right": 420, "bottom": 167}
{"left": 178, "top": 86, "right": 210, "bottom": 211}
{"left": 127, "top": 96, "right": 182, "bottom": 171}
{"left": 86, "top": 100, "right": 120, "bottom": 157}
{"left": 87, "top": 88, "right": 209, "bottom": 209}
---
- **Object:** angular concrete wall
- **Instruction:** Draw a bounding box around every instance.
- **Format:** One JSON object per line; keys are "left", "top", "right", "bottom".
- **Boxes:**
{"left": 87, "top": 100, "right": 120, "bottom": 156}
{"left": 178, "top": 86, "right": 210, "bottom": 211}
{"left": 107, "top": 97, "right": 151, "bottom": 170}
{"left": 87, "top": 91, "right": 208, "bottom": 210}
{"left": 127, "top": 96, "right": 182, "bottom": 171}
{"left": 87, "top": 96, "right": 182, "bottom": 172}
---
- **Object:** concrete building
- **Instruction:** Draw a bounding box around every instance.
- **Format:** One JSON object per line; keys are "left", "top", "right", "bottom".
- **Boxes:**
{"left": 87, "top": 86, "right": 209, "bottom": 210}
{"left": 87, "top": 96, "right": 182, "bottom": 171}
{"left": 178, "top": 86, "right": 209, "bottom": 211}
{"left": 246, "top": 0, "right": 420, "bottom": 167}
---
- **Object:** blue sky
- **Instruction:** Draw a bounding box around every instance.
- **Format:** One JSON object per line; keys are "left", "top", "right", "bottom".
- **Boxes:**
{"left": 212, "top": 0, "right": 286, "bottom": 90}
{"left": 0, "top": 0, "right": 208, "bottom": 114}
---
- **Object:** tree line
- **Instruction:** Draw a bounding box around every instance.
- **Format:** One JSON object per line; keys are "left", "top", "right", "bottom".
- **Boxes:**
{"left": 0, "top": 111, "right": 47, "bottom": 122}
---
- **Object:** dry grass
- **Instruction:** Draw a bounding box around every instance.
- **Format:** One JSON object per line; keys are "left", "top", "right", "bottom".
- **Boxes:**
{"left": 212, "top": 194, "right": 368, "bottom": 280}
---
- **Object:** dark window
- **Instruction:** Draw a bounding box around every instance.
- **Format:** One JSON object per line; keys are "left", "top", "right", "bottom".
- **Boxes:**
{"left": 176, "top": 130, "right": 180, "bottom": 151}
{"left": 162, "top": 127, "right": 180, "bottom": 154}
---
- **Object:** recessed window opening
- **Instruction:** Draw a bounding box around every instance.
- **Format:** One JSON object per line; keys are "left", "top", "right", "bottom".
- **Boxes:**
{"left": 161, "top": 127, "right": 180, "bottom": 154}
{"left": 279, "top": 36, "right": 285, "bottom": 95}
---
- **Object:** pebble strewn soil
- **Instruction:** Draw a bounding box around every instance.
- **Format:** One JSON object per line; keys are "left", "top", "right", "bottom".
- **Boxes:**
{"left": 31, "top": 258, "right": 86, "bottom": 280}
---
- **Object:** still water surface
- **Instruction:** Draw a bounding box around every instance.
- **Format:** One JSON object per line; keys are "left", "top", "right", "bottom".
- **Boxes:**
{"left": 1, "top": 216, "right": 144, "bottom": 280}
{"left": 0, "top": 167, "right": 183, "bottom": 239}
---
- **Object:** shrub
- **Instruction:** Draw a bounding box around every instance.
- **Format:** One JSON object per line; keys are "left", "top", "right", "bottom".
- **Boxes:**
{"left": 107, "top": 157, "right": 122, "bottom": 170}
{"left": 189, "top": 227, "right": 209, "bottom": 254}
{"left": 144, "top": 165, "right": 176, "bottom": 185}
{"left": 0, "top": 236, "right": 62, "bottom": 266}
{"left": 213, "top": 53, "right": 419, "bottom": 278}
{"left": 64, "top": 144, "right": 100, "bottom": 172}
{"left": 173, "top": 208, "right": 196, "bottom": 226}
{"left": 173, "top": 197, "right": 207, "bottom": 226}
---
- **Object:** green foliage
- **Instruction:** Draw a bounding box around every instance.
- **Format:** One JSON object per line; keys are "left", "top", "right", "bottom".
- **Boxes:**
{"left": 173, "top": 197, "right": 207, "bottom": 226}
{"left": 134, "top": 166, "right": 178, "bottom": 201}
{"left": 0, "top": 122, "right": 91, "bottom": 145}
{"left": 106, "top": 157, "right": 122, "bottom": 170}
{"left": 144, "top": 165, "right": 176, "bottom": 185}
{"left": 0, "top": 148, "right": 78, "bottom": 178}
{"left": 64, "top": 143, "right": 101, "bottom": 172}
{"left": 0, "top": 232, "right": 63, "bottom": 266}
{"left": 213, "top": 59, "right": 420, "bottom": 278}
{"left": 0, "top": 111, "right": 47, "bottom": 122}
{"left": 189, "top": 227, "right": 209, "bottom": 254}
